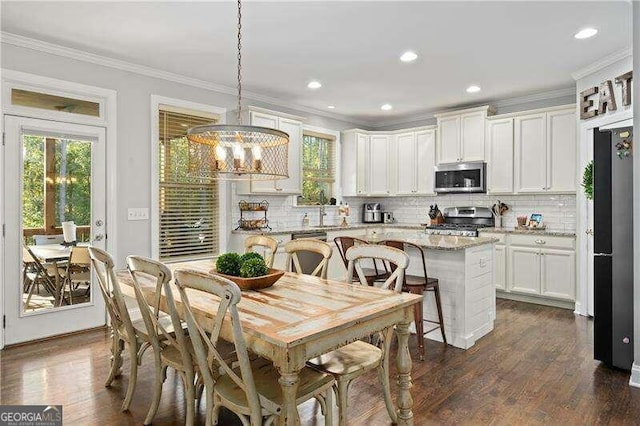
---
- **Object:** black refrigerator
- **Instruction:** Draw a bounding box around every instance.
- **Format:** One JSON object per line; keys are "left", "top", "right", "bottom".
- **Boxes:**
{"left": 593, "top": 126, "right": 634, "bottom": 370}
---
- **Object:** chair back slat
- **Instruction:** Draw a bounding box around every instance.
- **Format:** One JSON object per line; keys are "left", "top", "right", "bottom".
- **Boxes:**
{"left": 382, "top": 240, "right": 430, "bottom": 285}
{"left": 285, "top": 239, "right": 332, "bottom": 279}
{"left": 345, "top": 245, "right": 409, "bottom": 293}
{"left": 244, "top": 235, "right": 279, "bottom": 268}
{"left": 174, "top": 269, "right": 264, "bottom": 424}
{"left": 88, "top": 247, "right": 135, "bottom": 340}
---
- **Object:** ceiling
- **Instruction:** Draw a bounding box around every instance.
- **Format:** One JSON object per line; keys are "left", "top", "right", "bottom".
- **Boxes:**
{"left": 0, "top": 1, "right": 632, "bottom": 125}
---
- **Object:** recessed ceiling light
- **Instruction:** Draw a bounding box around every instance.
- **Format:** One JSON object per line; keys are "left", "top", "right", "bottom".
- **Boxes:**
{"left": 307, "top": 81, "right": 322, "bottom": 89}
{"left": 574, "top": 28, "right": 598, "bottom": 39}
{"left": 381, "top": 104, "right": 393, "bottom": 111}
{"left": 466, "top": 85, "right": 481, "bottom": 94}
{"left": 400, "top": 51, "right": 418, "bottom": 62}
{"left": 327, "top": 105, "right": 335, "bottom": 109}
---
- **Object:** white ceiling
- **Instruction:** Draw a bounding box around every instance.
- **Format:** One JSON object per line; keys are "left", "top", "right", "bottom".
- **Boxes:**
{"left": 0, "top": 1, "right": 632, "bottom": 124}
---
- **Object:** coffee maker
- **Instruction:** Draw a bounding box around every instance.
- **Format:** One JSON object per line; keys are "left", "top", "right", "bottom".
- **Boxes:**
{"left": 362, "top": 203, "right": 383, "bottom": 223}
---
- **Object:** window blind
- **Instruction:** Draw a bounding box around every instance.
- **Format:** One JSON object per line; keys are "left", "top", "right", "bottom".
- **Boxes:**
{"left": 159, "top": 109, "right": 219, "bottom": 260}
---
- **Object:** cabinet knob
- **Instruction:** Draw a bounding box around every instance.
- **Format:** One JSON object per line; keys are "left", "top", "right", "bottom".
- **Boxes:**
{"left": 275, "top": 188, "right": 283, "bottom": 191}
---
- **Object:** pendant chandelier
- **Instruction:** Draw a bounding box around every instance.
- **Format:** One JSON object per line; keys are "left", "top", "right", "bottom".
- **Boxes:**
{"left": 186, "top": 0, "right": 289, "bottom": 181}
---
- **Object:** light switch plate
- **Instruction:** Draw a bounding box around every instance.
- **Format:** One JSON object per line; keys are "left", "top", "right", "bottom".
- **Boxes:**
{"left": 127, "top": 208, "right": 149, "bottom": 221}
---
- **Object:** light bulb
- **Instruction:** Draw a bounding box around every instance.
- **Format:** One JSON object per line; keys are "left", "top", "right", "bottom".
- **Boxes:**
{"left": 252, "top": 145, "right": 262, "bottom": 160}
{"left": 215, "top": 145, "right": 226, "bottom": 161}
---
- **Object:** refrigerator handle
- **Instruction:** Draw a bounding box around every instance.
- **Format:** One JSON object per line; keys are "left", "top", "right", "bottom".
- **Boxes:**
{"left": 594, "top": 253, "right": 613, "bottom": 257}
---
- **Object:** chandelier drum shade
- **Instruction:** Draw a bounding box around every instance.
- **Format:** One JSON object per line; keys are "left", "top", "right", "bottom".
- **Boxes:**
{"left": 186, "top": 0, "right": 290, "bottom": 180}
{"left": 187, "top": 125, "right": 289, "bottom": 180}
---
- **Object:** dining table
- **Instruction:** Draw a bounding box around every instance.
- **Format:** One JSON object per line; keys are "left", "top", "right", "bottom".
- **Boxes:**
{"left": 116, "top": 259, "right": 422, "bottom": 425}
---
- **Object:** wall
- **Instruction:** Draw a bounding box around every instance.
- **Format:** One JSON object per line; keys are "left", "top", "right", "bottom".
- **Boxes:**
{"left": 631, "top": 0, "right": 640, "bottom": 389}
{"left": 0, "top": 42, "right": 361, "bottom": 265}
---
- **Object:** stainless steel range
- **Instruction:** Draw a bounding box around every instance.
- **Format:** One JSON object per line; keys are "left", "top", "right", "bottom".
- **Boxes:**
{"left": 424, "top": 206, "right": 494, "bottom": 237}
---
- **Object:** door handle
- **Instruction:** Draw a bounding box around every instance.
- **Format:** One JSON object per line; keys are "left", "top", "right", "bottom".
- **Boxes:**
{"left": 94, "top": 233, "right": 104, "bottom": 241}
{"left": 585, "top": 229, "right": 594, "bottom": 236}
{"left": 534, "top": 239, "right": 546, "bottom": 245}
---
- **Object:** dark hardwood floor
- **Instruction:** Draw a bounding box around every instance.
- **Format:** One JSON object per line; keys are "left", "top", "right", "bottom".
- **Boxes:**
{"left": 2, "top": 299, "right": 640, "bottom": 425}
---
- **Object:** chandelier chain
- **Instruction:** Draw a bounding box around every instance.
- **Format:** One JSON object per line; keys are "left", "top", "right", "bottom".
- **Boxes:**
{"left": 236, "top": 0, "right": 242, "bottom": 124}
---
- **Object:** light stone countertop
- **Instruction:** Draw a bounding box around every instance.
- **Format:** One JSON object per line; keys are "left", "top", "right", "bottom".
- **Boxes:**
{"left": 361, "top": 232, "right": 498, "bottom": 251}
{"left": 478, "top": 227, "right": 576, "bottom": 238}
{"left": 231, "top": 223, "right": 425, "bottom": 236}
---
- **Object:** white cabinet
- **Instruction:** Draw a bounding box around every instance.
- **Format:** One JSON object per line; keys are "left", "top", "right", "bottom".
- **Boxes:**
{"left": 514, "top": 108, "right": 576, "bottom": 194}
{"left": 486, "top": 118, "right": 514, "bottom": 194}
{"left": 541, "top": 249, "right": 575, "bottom": 301}
{"left": 368, "top": 135, "right": 391, "bottom": 195}
{"left": 480, "top": 231, "right": 576, "bottom": 306}
{"left": 435, "top": 105, "right": 494, "bottom": 165}
{"left": 392, "top": 129, "right": 436, "bottom": 196}
{"left": 236, "top": 111, "right": 303, "bottom": 195}
{"left": 509, "top": 246, "right": 541, "bottom": 295}
{"left": 355, "top": 133, "right": 368, "bottom": 195}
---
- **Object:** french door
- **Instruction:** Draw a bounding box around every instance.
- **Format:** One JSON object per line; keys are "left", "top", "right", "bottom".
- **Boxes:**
{"left": 3, "top": 116, "right": 107, "bottom": 345}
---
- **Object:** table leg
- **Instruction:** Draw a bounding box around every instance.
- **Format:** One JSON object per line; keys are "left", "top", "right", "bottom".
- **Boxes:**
{"left": 395, "top": 319, "right": 414, "bottom": 426}
{"left": 277, "top": 369, "right": 301, "bottom": 426}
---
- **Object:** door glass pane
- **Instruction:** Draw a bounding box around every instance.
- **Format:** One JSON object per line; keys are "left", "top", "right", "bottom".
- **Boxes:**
{"left": 12, "top": 89, "right": 100, "bottom": 117}
{"left": 22, "top": 134, "right": 93, "bottom": 313}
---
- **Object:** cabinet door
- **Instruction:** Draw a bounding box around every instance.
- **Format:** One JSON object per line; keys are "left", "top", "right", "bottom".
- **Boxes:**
{"left": 394, "top": 132, "right": 416, "bottom": 195}
{"left": 341, "top": 132, "right": 358, "bottom": 196}
{"left": 356, "top": 133, "right": 369, "bottom": 195}
{"left": 416, "top": 129, "right": 436, "bottom": 195}
{"left": 460, "top": 111, "right": 486, "bottom": 162}
{"left": 276, "top": 118, "right": 302, "bottom": 194}
{"left": 508, "top": 246, "right": 540, "bottom": 295}
{"left": 487, "top": 118, "right": 514, "bottom": 194}
{"left": 547, "top": 109, "right": 577, "bottom": 193}
{"left": 437, "top": 116, "right": 460, "bottom": 164}
{"left": 514, "top": 113, "right": 547, "bottom": 193}
{"left": 495, "top": 244, "right": 506, "bottom": 291}
{"left": 368, "top": 135, "right": 391, "bottom": 195}
{"left": 249, "top": 112, "right": 278, "bottom": 193}
{"left": 541, "top": 249, "right": 575, "bottom": 301}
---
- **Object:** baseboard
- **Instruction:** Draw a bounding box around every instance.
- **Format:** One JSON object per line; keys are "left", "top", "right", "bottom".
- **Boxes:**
{"left": 497, "top": 291, "right": 575, "bottom": 310}
{"left": 630, "top": 363, "right": 640, "bottom": 388}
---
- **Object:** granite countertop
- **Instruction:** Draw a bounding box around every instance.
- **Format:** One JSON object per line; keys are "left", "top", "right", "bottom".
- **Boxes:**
{"left": 360, "top": 231, "right": 498, "bottom": 251}
{"left": 478, "top": 227, "right": 576, "bottom": 238}
{"left": 231, "top": 223, "right": 425, "bottom": 236}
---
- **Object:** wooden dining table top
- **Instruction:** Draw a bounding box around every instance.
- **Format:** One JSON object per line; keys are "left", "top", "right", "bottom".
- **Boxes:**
{"left": 116, "top": 258, "right": 422, "bottom": 349}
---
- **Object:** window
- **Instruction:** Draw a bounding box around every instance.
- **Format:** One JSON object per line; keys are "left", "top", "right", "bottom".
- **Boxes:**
{"left": 11, "top": 88, "right": 100, "bottom": 117}
{"left": 299, "top": 131, "right": 336, "bottom": 205}
{"left": 158, "top": 108, "right": 220, "bottom": 260}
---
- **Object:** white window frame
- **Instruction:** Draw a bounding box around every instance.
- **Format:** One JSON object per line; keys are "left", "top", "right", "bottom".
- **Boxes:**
{"left": 297, "top": 124, "right": 341, "bottom": 206}
{"left": 1, "top": 69, "right": 117, "bottom": 349}
{"left": 150, "top": 95, "right": 227, "bottom": 260}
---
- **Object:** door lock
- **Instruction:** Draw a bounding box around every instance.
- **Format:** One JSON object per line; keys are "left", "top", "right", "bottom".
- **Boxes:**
{"left": 95, "top": 219, "right": 104, "bottom": 226}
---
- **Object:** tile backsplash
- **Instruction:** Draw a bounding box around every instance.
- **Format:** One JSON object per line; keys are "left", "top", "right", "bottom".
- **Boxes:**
{"left": 230, "top": 188, "right": 576, "bottom": 233}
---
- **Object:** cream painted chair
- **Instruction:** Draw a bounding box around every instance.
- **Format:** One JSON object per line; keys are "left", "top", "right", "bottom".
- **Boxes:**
{"left": 284, "top": 239, "right": 333, "bottom": 279}
{"left": 307, "top": 244, "right": 409, "bottom": 426}
{"left": 244, "top": 235, "right": 279, "bottom": 268}
{"left": 174, "top": 268, "right": 335, "bottom": 426}
{"left": 126, "top": 255, "right": 198, "bottom": 425}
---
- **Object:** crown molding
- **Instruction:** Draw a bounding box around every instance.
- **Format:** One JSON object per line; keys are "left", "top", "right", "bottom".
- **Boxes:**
{"left": 370, "top": 86, "right": 576, "bottom": 129}
{"left": 571, "top": 47, "right": 633, "bottom": 81}
{"left": 0, "top": 31, "right": 373, "bottom": 127}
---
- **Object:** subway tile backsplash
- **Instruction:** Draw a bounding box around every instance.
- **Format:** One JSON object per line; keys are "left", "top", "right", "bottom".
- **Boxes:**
{"left": 230, "top": 188, "right": 577, "bottom": 233}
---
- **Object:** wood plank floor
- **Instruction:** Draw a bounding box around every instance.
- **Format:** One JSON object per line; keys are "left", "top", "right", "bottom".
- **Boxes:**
{"left": 1, "top": 299, "right": 640, "bottom": 425}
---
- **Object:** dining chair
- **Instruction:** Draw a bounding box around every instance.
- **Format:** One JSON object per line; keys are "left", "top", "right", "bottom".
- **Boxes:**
{"left": 334, "top": 236, "right": 388, "bottom": 285}
{"left": 126, "top": 256, "right": 199, "bottom": 425}
{"left": 244, "top": 235, "right": 279, "bottom": 268}
{"left": 382, "top": 240, "right": 446, "bottom": 361}
{"left": 307, "top": 244, "right": 409, "bottom": 426}
{"left": 174, "top": 268, "right": 335, "bottom": 426}
{"left": 88, "top": 247, "right": 156, "bottom": 412}
{"left": 22, "top": 245, "right": 58, "bottom": 310}
{"left": 33, "top": 234, "right": 65, "bottom": 245}
{"left": 285, "top": 239, "right": 332, "bottom": 279}
{"left": 58, "top": 246, "right": 91, "bottom": 305}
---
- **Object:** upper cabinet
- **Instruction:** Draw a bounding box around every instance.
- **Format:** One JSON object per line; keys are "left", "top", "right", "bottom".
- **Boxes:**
{"left": 435, "top": 105, "right": 495, "bottom": 165}
{"left": 513, "top": 106, "right": 576, "bottom": 193}
{"left": 486, "top": 118, "right": 514, "bottom": 194}
{"left": 236, "top": 110, "right": 303, "bottom": 195}
{"left": 342, "top": 126, "right": 436, "bottom": 197}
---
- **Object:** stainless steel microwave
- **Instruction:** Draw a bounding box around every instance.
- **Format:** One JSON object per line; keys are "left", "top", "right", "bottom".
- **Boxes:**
{"left": 434, "top": 161, "right": 486, "bottom": 194}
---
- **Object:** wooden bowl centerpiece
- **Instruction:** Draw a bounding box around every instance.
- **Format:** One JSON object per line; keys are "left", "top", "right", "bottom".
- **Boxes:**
{"left": 210, "top": 252, "right": 284, "bottom": 291}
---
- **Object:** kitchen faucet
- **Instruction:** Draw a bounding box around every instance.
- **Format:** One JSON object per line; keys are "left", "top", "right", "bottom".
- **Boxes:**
{"left": 319, "top": 190, "right": 327, "bottom": 226}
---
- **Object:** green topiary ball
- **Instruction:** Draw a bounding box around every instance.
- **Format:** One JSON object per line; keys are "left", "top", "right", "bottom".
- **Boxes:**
{"left": 240, "top": 252, "right": 264, "bottom": 265}
{"left": 239, "top": 257, "right": 269, "bottom": 278}
{"left": 216, "top": 252, "right": 242, "bottom": 276}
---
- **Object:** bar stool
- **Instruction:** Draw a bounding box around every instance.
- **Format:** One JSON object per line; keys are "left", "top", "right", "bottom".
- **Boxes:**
{"left": 381, "top": 240, "right": 446, "bottom": 360}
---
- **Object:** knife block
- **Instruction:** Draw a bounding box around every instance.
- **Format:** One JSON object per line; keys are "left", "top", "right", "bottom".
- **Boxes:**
{"left": 430, "top": 213, "right": 445, "bottom": 225}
